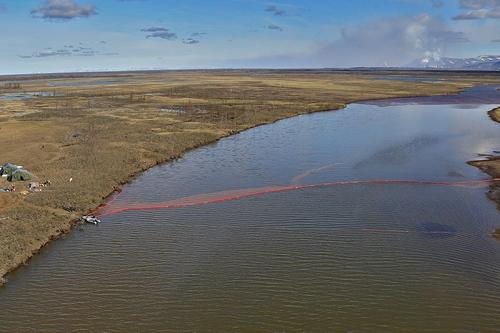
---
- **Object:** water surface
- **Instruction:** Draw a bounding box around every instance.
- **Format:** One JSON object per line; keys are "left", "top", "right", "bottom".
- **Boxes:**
{"left": 48, "top": 79, "right": 123, "bottom": 87}
{"left": 0, "top": 91, "right": 53, "bottom": 100}
{"left": 371, "top": 75, "right": 447, "bottom": 83}
{"left": 1, "top": 87, "right": 500, "bottom": 332}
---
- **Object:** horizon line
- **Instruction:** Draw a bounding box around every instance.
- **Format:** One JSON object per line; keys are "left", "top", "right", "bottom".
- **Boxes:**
{"left": 1, "top": 67, "right": 499, "bottom": 78}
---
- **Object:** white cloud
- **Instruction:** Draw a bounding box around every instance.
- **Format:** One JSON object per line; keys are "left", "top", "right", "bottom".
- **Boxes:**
{"left": 227, "top": 14, "right": 470, "bottom": 68}
{"left": 31, "top": 0, "right": 97, "bottom": 20}
{"left": 313, "top": 14, "right": 468, "bottom": 67}
{"left": 454, "top": 0, "right": 500, "bottom": 19}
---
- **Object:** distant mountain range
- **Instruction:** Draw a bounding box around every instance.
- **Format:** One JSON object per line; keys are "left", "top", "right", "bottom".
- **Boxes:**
{"left": 408, "top": 55, "right": 500, "bottom": 71}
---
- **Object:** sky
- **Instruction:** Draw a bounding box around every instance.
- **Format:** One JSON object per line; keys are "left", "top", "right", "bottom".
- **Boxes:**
{"left": 0, "top": 0, "right": 499, "bottom": 74}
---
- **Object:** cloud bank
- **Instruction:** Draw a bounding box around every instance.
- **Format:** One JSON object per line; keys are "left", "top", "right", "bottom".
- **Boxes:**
{"left": 315, "top": 14, "right": 468, "bottom": 66}
{"left": 453, "top": 0, "right": 500, "bottom": 19}
{"left": 228, "top": 14, "right": 469, "bottom": 68}
{"left": 31, "top": 0, "right": 97, "bottom": 20}
{"left": 18, "top": 44, "right": 117, "bottom": 58}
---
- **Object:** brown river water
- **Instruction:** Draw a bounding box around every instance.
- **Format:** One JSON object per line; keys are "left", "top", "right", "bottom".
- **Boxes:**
{"left": 1, "top": 86, "right": 500, "bottom": 332}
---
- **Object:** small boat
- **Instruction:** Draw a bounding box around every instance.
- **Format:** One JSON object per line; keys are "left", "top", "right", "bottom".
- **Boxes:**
{"left": 81, "top": 216, "right": 101, "bottom": 225}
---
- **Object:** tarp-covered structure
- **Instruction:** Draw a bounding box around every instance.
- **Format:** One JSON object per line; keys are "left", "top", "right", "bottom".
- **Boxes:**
{"left": 0, "top": 163, "right": 21, "bottom": 176}
{"left": 7, "top": 169, "right": 32, "bottom": 182}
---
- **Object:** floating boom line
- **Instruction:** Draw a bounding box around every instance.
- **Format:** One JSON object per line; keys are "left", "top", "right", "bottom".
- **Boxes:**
{"left": 96, "top": 178, "right": 500, "bottom": 218}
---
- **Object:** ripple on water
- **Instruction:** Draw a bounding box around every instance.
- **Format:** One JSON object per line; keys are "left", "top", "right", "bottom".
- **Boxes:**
{"left": 417, "top": 222, "right": 458, "bottom": 238}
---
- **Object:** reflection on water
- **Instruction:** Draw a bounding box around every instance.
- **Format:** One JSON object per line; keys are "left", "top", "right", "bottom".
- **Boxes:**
{"left": 0, "top": 92, "right": 53, "bottom": 100}
{"left": 354, "top": 135, "right": 441, "bottom": 168}
{"left": 417, "top": 222, "right": 457, "bottom": 238}
{"left": 372, "top": 75, "right": 446, "bottom": 83}
{"left": 363, "top": 85, "right": 500, "bottom": 106}
{"left": 48, "top": 79, "right": 123, "bottom": 87}
{"left": 1, "top": 87, "right": 500, "bottom": 332}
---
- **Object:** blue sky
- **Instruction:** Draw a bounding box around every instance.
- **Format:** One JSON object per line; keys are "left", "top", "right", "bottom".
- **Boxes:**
{"left": 0, "top": 0, "right": 499, "bottom": 74}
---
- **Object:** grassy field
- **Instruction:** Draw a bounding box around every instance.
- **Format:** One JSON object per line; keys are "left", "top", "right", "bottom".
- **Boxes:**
{"left": 1, "top": 70, "right": 500, "bottom": 283}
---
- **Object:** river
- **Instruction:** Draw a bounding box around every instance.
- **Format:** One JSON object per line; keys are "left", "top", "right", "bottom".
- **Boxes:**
{"left": 1, "top": 86, "right": 500, "bottom": 332}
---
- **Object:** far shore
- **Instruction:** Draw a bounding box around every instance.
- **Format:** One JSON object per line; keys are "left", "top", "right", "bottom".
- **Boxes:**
{"left": 1, "top": 70, "right": 500, "bottom": 285}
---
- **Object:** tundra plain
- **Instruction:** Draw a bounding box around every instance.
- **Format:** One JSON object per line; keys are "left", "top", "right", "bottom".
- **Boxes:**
{"left": 1, "top": 70, "right": 499, "bottom": 283}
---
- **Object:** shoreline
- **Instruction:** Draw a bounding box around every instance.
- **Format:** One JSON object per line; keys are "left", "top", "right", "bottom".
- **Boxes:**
{"left": 1, "top": 73, "right": 498, "bottom": 286}
{"left": 468, "top": 106, "right": 500, "bottom": 239}
{"left": 0, "top": 105, "right": 347, "bottom": 286}
{"left": 488, "top": 106, "right": 500, "bottom": 123}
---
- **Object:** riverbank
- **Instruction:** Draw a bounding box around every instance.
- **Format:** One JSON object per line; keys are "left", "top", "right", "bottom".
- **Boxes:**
{"left": 1, "top": 70, "right": 500, "bottom": 285}
{"left": 488, "top": 106, "right": 500, "bottom": 123}
{"left": 469, "top": 157, "right": 500, "bottom": 208}
{"left": 469, "top": 106, "right": 500, "bottom": 238}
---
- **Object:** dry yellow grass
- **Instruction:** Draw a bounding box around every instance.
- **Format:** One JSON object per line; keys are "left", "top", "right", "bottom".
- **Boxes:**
{"left": 1, "top": 69, "right": 500, "bottom": 283}
{"left": 489, "top": 106, "right": 500, "bottom": 123}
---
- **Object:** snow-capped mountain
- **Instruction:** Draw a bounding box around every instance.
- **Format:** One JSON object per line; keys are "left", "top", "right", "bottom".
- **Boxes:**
{"left": 408, "top": 55, "right": 500, "bottom": 71}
